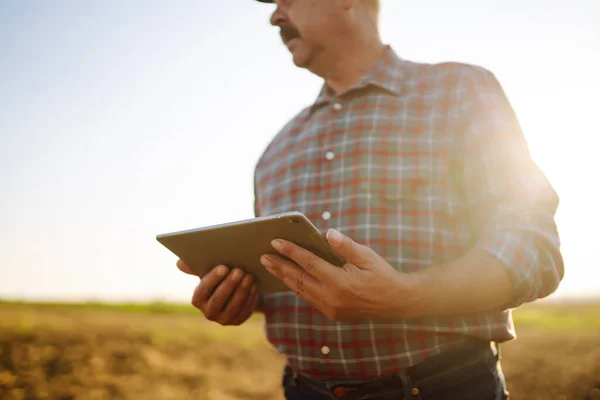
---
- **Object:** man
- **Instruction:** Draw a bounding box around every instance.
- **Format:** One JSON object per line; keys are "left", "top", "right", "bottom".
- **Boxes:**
{"left": 177, "top": 0, "right": 564, "bottom": 398}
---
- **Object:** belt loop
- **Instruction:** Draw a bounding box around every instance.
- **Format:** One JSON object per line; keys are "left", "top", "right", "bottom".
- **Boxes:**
{"left": 398, "top": 371, "right": 416, "bottom": 399}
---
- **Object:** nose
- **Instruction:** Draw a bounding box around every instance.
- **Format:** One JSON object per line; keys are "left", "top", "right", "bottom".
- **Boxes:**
{"left": 270, "top": 4, "right": 286, "bottom": 26}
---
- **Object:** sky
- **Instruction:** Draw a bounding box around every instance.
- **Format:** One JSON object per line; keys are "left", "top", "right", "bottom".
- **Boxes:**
{"left": 1, "top": 0, "right": 599, "bottom": 303}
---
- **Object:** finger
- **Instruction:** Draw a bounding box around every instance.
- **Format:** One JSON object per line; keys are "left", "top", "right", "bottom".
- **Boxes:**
{"left": 218, "top": 274, "right": 255, "bottom": 324}
{"left": 269, "top": 239, "right": 337, "bottom": 283}
{"left": 262, "top": 255, "right": 323, "bottom": 310}
{"left": 191, "top": 265, "right": 229, "bottom": 310}
{"left": 260, "top": 254, "right": 323, "bottom": 304}
{"left": 205, "top": 268, "right": 245, "bottom": 319}
{"left": 231, "top": 284, "right": 258, "bottom": 325}
{"left": 177, "top": 259, "right": 197, "bottom": 276}
{"left": 325, "top": 229, "right": 374, "bottom": 268}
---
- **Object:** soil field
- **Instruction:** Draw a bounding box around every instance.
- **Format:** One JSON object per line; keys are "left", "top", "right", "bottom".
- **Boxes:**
{"left": 0, "top": 300, "right": 598, "bottom": 400}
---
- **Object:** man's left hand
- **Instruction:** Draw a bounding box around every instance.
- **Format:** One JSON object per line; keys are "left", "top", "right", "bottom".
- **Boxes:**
{"left": 260, "top": 229, "right": 418, "bottom": 321}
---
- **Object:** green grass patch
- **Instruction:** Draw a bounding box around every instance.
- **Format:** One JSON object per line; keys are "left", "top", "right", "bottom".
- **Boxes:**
{"left": 0, "top": 299, "right": 197, "bottom": 315}
{"left": 512, "top": 302, "right": 600, "bottom": 331}
{"left": 2, "top": 298, "right": 598, "bottom": 332}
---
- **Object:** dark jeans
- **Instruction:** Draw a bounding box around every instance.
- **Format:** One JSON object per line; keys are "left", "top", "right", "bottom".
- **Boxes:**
{"left": 282, "top": 340, "right": 510, "bottom": 400}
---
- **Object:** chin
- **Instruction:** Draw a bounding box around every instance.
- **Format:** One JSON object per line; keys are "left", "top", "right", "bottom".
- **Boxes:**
{"left": 290, "top": 50, "right": 311, "bottom": 69}
{"left": 292, "top": 57, "right": 309, "bottom": 68}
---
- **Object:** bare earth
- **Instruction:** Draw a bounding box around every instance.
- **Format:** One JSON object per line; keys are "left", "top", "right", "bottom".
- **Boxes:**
{"left": 0, "top": 302, "right": 598, "bottom": 400}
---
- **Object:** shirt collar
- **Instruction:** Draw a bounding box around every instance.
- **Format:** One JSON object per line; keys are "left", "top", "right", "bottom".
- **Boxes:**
{"left": 313, "top": 45, "right": 405, "bottom": 106}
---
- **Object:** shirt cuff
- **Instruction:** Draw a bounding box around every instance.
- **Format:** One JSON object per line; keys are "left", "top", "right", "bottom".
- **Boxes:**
{"left": 475, "top": 230, "right": 539, "bottom": 310}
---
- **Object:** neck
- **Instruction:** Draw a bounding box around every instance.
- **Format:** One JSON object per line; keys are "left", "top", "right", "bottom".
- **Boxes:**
{"left": 313, "top": 35, "right": 386, "bottom": 95}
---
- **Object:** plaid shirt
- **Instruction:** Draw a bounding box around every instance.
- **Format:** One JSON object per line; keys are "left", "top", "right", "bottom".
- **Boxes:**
{"left": 253, "top": 46, "right": 563, "bottom": 379}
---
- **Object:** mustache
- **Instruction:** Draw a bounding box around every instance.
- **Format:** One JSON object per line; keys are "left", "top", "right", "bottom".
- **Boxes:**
{"left": 279, "top": 24, "right": 301, "bottom": 42}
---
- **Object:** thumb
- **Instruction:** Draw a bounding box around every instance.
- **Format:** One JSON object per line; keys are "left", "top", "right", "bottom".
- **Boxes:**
{"left": 326, "top": 229, "right": 374, "bottom": 267}
{"left": 176, "top": 259, "right": 198, "bottom": 276}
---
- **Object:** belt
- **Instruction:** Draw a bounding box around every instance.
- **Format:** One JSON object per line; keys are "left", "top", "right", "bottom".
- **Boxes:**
{"left": 288, "top": 339, "right": 499, "bottom": 399}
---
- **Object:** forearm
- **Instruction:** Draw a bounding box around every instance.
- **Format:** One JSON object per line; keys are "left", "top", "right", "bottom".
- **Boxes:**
{"left": 401, "top": 248, "right": 513, "bottom": 318}
{"left": 394, "top": 227, "right": 563, "bottom": 318}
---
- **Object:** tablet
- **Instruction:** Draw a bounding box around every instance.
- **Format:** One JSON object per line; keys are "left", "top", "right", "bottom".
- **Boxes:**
{"left": 156, "top": 211, "right": 346, "bottom": 293}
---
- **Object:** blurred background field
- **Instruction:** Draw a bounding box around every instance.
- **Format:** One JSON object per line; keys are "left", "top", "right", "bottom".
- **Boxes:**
{"left": 0, "top": 299, "right": 598, "bottom": 400}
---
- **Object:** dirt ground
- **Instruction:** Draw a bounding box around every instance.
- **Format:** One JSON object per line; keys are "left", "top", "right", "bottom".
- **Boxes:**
{"left": 0, "top": 304, "right": 598, "bottom": 400}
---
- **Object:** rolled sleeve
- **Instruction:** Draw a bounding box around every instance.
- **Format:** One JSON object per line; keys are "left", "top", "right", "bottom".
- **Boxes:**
{"left": 458, "top": 66, "right": 564, "bottom": 309}
{"left": 476, "top": 228, "right": 563, "bottom": 309}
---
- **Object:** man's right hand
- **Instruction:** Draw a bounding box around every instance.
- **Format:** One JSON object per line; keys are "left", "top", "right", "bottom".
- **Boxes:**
{"left": 177, "top": 260, "right": 259, "bottom": 326}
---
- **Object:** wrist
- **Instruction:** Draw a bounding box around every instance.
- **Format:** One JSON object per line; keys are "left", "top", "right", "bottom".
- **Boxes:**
{"left": 403, "top": 270, "right": 437, "bottom": 318}
{"left": 384, "top": 270, "right": 427, "bottom": 319}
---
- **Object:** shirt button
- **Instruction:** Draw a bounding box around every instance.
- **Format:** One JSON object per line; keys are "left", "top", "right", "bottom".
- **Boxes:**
{"left": 325, "top": 151, "right": 335, "bottom": 160}
{"left": 321, "top": 211, "right": 331, "bottom": 220}
{"left": 332, "top": 102, "right": 342, "bottom": 111}
{"left": 321, "top": 346, "right": 331, "bottom": 355}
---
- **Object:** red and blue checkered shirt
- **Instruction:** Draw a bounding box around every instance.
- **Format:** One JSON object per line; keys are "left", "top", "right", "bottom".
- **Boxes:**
{"left": 253, "top": 46, "right": 563, "bottom": 379}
